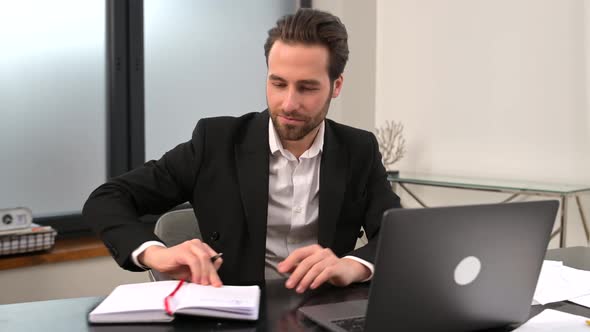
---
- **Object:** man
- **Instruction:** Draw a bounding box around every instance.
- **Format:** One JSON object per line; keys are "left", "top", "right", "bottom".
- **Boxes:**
{"left": 83, "top": 8, "right": 400, "bottom": 293}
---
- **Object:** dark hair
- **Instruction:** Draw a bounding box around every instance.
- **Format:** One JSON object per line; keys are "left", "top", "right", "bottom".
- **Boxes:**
{"left": 264, "top": 8, "right": 349, "bottom": 82}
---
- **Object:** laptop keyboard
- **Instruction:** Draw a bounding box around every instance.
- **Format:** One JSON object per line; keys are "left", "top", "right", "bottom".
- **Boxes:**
{"left": 331, "top": 317, "right": 366, "bottom": 332}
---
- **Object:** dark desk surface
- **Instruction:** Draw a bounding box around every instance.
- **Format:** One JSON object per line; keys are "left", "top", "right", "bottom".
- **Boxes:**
{"left": 1, "top": 247, "right": 589, "bottom": 332}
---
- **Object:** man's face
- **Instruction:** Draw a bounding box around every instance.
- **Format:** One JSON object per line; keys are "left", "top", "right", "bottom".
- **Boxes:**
{"left": 266, "top": 40, "right": 343, "bottom": 142}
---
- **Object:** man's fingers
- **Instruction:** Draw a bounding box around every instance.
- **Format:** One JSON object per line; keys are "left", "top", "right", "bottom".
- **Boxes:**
{"left": 285, "top": 253, "right": 323, "bottom": 288}
{"left": 286, "top": 248, "right": 332, "bottom": 289}
{"left": 187, "top": 241, "right": 206, "bottom": 284}
{"left": 187, "top": 241, "right": 211, "bottom": 284}
{"left": 199, "top": 252, "right": 213, "bottom": 285}
{"left": 175, "top": 240, "right": 200, "bottom": 284}
{"left": 198, "top": 242, "right": 224, "bottom": 286}
{"left": 203, "top": 254, "right": 223, "bottom": 287}
{"left": 313, "top": 260, "right": 359, "bottom": 288}
{"left": 213, "top": 257, "right": 223, "bottom": 270}
{"left": 294, "top": 259, "right": 331, "bottom": 293}
{"left": 179, "top": 252, "right": 202, "bottom": 284}
{"left": 310, "top": 266, "right": 334, "bottom": 290}
{"left": 203, "top": 258, "right": 221, "bottom": 286}
{"left": 209, "top": 262, "right": 223, "bottom": 287}
{"left": 201, "top": 242, "right": 220, "bottom": 258}
{"left": 279, "top": 245, "right": 322, "bottom": 273}
{"left": 194, "top": 245, "right": 218, "bottom": 285}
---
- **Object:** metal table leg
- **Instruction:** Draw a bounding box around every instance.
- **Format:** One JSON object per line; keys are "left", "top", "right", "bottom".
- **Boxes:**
{"left": 500, "top": 193, "right": 519, "bottom": 203}
{"left": 398, "top": 183, "right": 429, "bottom": 208}
{"left": 575, "top": 195, "right": 589, "bottom": 243}
{"left": 560, "top": 196, "right": 568, "bottom": 248}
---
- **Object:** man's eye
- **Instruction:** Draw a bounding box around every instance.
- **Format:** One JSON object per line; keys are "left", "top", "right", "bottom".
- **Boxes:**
{"left": 272, "top": 82, "right": 286, "bottom": 88}
{"left": 300, "top": 87, "right": 318, "bottom": 92}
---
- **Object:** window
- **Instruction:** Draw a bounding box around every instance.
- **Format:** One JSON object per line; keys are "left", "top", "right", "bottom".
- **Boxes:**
{"left": 0, "top": 1, "right": 107, "bottom": 233}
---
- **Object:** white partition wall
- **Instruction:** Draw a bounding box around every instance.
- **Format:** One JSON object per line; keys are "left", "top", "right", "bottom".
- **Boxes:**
{"left": 0, "top": 1, "right": 107, "bottom": 216}
{"left": 144, "top": 0, "right": 295, "bottom": 161}
{"left": 375, "top": 0, "right": 590, "bottom": 185}
{"left": 374, "top": 0, "right": 590, "bottom": 247}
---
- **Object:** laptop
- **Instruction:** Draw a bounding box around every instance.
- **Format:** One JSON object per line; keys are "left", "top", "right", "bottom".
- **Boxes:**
{"left": 299, "top": 200, "right": 559, "bottom": 332}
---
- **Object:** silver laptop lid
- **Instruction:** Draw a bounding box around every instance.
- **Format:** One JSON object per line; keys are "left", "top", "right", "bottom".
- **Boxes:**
{"left": 365, "top": 200, "right": 558, "bottom": 332}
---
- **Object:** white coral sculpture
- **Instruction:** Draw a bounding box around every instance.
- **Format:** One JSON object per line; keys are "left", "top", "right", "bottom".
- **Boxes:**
{"left": 375, "top": 120, "right": 406, "bottom": 169}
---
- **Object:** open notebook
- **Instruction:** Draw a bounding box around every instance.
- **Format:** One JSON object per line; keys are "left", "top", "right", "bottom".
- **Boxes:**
{"left": 89, "top": 280, "right": 261, "bottom": 323}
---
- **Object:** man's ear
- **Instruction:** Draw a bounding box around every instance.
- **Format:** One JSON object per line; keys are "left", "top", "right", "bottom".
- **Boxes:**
{"left": 331, "top": 75, "right": 344, "bottom": 98}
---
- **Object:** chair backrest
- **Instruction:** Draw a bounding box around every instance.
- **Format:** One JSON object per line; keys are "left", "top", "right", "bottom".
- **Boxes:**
{"left": 154, "top": 208, "right": 201, "bottom": 246}
{"left": 149, "top": 208, "right": 201, "bottom": 281}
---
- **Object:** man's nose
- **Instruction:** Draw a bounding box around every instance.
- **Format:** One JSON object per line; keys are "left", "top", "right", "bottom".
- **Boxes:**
{"left": 281, "top": 89, "right": 300, "bottom": 112}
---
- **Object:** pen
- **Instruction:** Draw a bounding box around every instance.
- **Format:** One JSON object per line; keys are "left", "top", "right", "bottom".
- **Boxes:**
{"left": 210, "top": 252, "right": 223, "bottom": 263}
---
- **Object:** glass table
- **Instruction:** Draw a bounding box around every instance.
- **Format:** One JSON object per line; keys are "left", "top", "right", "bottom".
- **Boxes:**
{"left": 388, "top": 172, "right": 590, "bottom": 248}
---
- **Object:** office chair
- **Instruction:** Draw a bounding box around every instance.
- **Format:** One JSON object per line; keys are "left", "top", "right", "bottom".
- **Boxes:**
{"left": 148, "top": 208, "right": 201, "bottom": 281}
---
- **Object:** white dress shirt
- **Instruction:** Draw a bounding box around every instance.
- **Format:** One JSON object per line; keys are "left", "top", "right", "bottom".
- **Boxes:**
{"left": 264, "top": 118, "right": 373, "bottom": 280}
{"left": 264, "top": 118, "right": 323, "bottom": 278}
{"left": 132, "top": 118, "right": 374, "bottom": 282}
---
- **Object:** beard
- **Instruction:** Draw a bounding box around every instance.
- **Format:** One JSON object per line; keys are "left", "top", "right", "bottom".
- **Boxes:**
{"left": 269, "top": 94, "right": 332, "bottom": 142}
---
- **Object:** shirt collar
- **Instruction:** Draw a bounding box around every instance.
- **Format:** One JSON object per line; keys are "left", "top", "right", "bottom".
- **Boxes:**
{"left": 268, "top": 118, "right": 324, "bottom": 160}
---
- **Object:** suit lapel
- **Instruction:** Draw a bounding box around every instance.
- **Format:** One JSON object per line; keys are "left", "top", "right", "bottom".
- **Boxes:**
{"left": 234, "top": 114, "right": 348, "bottom": 250}
{"left": 318, "top": 121, "right": 348, "bottom": 247}
{"left": 235, "top": 111, "right": 270, "bottom": 251}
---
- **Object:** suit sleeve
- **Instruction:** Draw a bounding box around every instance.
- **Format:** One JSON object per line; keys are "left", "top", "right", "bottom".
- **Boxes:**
{"left": 82, "top": 120, "right": 207, "bottom": 271}
{"left": 345, "top": 133, "right": 401, "bottom": 263}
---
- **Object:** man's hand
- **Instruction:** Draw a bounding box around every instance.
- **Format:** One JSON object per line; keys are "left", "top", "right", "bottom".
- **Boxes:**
{"left": 277, "top": 244, "right": 371, "bottom": 293}
{"left": 138, "top": 239, "right": 223, "bottom": 286}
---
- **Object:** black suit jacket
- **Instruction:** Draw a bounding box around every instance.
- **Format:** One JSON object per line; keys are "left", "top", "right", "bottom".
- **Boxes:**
{"left": 83, "top": 110, "right": 400, "bottom": 284}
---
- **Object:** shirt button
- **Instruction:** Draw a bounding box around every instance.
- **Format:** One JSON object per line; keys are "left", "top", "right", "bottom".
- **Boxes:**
{"left": 294, "top": 206, "right": 302, "bottom": 213}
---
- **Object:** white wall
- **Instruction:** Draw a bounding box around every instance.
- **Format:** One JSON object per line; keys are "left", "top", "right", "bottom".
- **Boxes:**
{"left": 313, "top": 0, "right": 377, "bottom": 131}
{"left": 317, "top": 0, "right": 590, "bottom": 247}
{"left": 0, "top": 257, "right": 149, "bottom": 305}
{"left": 585, "top": 0, "right": 590, "bottom": 133}
{"left": 376, "top": 0, "right": 590, "bottom": 184}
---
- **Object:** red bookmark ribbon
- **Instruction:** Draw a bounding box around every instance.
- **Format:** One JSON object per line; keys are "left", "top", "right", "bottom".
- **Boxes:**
{"left": 164, "top": 279, "right": 185, "bottom": 316}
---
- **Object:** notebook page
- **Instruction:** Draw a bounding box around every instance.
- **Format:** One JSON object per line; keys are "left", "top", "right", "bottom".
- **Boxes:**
{"left": 89, "top": 281, "right": 179, "bottom": 323}
{"left": 175, "top": 284, "right": 261, "bottom": 320}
